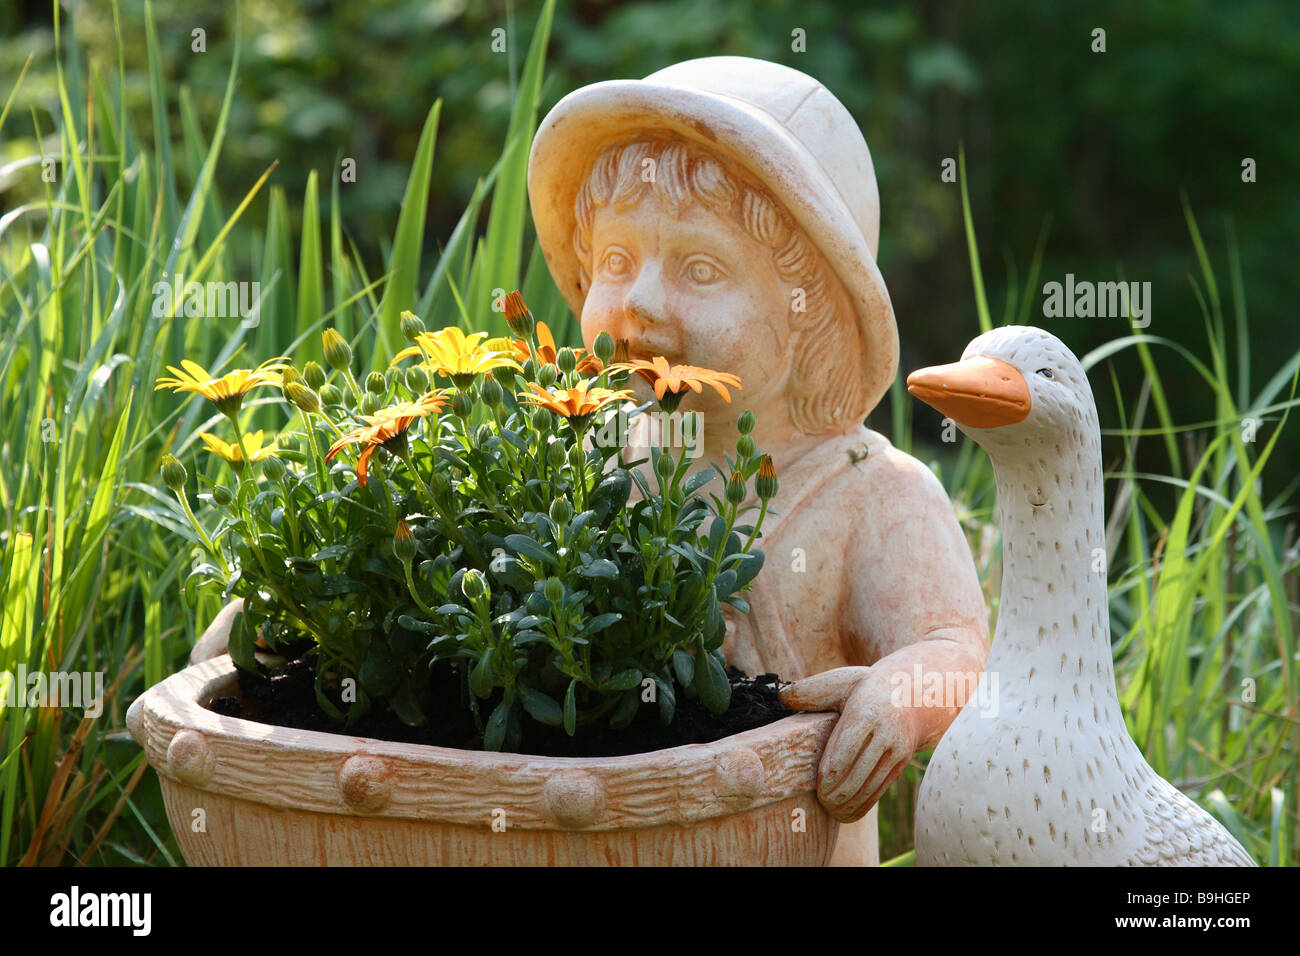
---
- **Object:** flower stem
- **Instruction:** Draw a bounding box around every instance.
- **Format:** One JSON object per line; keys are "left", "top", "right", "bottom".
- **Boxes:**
{"left": 402, "top": 561, "right": 438, "bottom": 618}
{"left": 174, "top": 489, "right": 229, "bottom": 577}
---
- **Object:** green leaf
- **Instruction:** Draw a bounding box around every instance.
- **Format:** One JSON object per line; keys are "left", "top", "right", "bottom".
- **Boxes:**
{"left": 579, "top": 612, "right": 622, "bottom": 637}
{"left": 703, "top": 592, "right": 725, "bottom": 649}
{"left": 577, "top": 558, "right": 619, "bottom": 579}
{"left": 519, "top": 685, "right": 563, "bottom": 726}
{"left": 708, "top": 515, "right": 728, "bottom": 554}
{"left": 731, "top": 550, "right": 764, "bottom": 588}
{"left": 375, "top": 101, "right": 441, "bottom": 364}
{"left": 484, "top": 699, "right": 512, "bottom": 751}
{"left": 392, "top": 678, "right": 426, "bottom": 727}
{"left": 653, "top": 675, "right": 676, "bottom": 725}
{"left": 683, "top": 469, "right": 716, "bottom": 495}
{"left": 469, "top": 648, "right": 495, "bottom": 698}
{"left": 297, "top": 169, "right": 323, "bottom": 339}
{"left": 226, "top": 609, "right": 260, "bottom": 674}
{"left": 603, "top": 669, "right": 642, "bottom": 692}
{"left": 611, "top": 689, "right": 640, "bottom": 728}
{"left": 563, "top": 679, "right": 577, "bottom": 736}
{"left": 672, "top": 648, "right": 695, "bottom": 686}
{"left": 505, "top": 533, "right": 558, "bottom": 567}
{"left": 693, "top": 639, "right": 731, "bottom": 714}
{"left": 360, "top": 642, "right": 402, "bottom": 695}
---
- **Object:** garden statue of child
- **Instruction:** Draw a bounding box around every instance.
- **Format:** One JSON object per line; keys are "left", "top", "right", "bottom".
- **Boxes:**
{"left": 528, "top": 56, "right": 990, "bottom": 865}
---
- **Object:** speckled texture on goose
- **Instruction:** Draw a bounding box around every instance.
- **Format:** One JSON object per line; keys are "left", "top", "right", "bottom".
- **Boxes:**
{"left": 914, "top": 327, "right": 1254, "bottom": 867}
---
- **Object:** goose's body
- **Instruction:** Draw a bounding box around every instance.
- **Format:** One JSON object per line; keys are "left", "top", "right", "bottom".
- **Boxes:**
{"left": 907, "top": 327, "right": 1254, "bottom": 867}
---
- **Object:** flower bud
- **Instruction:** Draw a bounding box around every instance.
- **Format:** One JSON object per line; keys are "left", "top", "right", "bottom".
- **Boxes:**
{"left": 262, "top": 455, "right": 286, "bottom": 482}
{"left": 503, "top": 290, "right": 535, "bottom": 339}
{"left": 280, "top": 366, "right": 303, "bottom": 387}
{"left": 549, "top": 497, "right": 573, "bottom": 526}
{"left": 593, "top": 331, "right": 615, "bottom": 364}
{"left": 429, "top": 472, "right": 450, "bottom": 501}
{"left": 284, "top": 382, "right": 321, "bottom": 414}
{"left": 319, "top": 383, "right": 343, "bottom": 406}
{"left": 532, "top": 407, "right": 551, "bottom": 430}
{"left": 394, "top": 519, "right": 417, "bottom": 563}
{"left": 405, "top": 365, "right": 430, "bottom": 393}
{"left": 161, "top": 455, "right": 187, "bottom": 492}
{"left": 212, "top": 485, "right": 234, "bottom": 507}
{"left": 546, "top": 440, "right": 567, "bottom": 469}
{"left": 737, "top": 409, "right": 756, "bottom": 435}
{"left": 360, "top": 392, "right": 383, "bottom": 415}
{"left": 556, "top": 348, "right": 577, "bottom": 374}
{"left": 462, "top": 568, "right": 488, "bottom": 601}
{"left": 538, "top": 364, "right": 558, "bottom": 388}
{"left": 655, "top": 450, "right": 676, "bottom": 482}
{"left": 451, "top": 390, "right": 474, "bottom": 419}
{"left": 491, "top": 364, "right": 517, "bottom": 387}
{"left": 543, "top": 576, "right": 564, "bottom": 605}
{"left": 400, "top": 310, "right": 426, "bottom": 343}
{"left": 726, "top": 470, "right": 746, "bottom": 506}
{"left": 322, "top": 329, "right": 352, "bottom": 371}
{"left": 755, "top": 454, "right": 778, "bottom": 501}
{"left": 480, "top": 377, "right": 503, "bottom": 406}
{"left": 522, "top": 358, "right": 538, "bottom": 381}
{"left": 303, "top": 361, "right": 327, "bottom": 390}
{"left": 365, "top": 371, "right": 386, "bottom": 395}
{"left": 736, "top": 434, "right": 756, "bottom": 460}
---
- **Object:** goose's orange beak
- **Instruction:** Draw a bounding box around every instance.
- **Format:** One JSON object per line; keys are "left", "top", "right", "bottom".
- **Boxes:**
{"left": 906, "top": 356, "right": 1031, "bottom": 429}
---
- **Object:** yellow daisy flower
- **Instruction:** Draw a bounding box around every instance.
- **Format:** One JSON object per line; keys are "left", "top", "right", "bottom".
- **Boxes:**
{"left": 199, "top": 430, "right": 278, "bottom": 472}
{"left": 391, "top": 325, "right": 521, "bottom": 387}
{"left": 155, "top": 358, "right": 289, "bottom": 418}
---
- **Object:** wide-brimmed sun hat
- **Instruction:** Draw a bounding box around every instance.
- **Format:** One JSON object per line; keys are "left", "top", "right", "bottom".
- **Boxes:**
{"left": 528, "top": 55, "right": 899, "bottom": 415}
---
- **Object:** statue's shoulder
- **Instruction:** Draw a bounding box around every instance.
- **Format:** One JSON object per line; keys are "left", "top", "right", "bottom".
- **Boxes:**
{"left": 817, "top": 425, "right": 956, "bottom": 514}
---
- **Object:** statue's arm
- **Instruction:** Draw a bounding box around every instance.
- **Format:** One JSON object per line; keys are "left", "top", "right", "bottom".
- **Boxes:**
{"left": 777, "top": 444, "right": 991, "bottom": 822}
{"left": 842, "top": 446, "right": 990, "bottom": 750}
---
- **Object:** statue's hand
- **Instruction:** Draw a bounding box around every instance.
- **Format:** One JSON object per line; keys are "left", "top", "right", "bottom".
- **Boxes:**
{"left": 779, "top": 667, "right": 918, "bottom": 823}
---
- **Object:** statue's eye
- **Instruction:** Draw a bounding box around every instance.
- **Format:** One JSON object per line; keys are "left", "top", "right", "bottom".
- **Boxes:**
{"left": 1036, "top": 368, "right": 1054, "bottom": 379}
{"left": 600, "top": 249, "right": 631, "bottom": 277}
{"left": 682, "top": 256, "right": 723, "bottom": 285}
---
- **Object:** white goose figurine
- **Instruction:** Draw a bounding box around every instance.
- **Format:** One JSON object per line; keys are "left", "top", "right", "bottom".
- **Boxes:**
{"left": 906, "top": 326, "right": 1254, "bottom": 866}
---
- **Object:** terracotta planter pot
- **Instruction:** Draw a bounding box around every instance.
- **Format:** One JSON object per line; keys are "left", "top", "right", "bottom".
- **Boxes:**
{"left": 127, "top": 652, "right": 840, "bottom": 866}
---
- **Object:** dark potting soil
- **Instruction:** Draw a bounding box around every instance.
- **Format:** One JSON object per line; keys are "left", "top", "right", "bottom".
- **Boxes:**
{"left": 209, "top": 658, "right": 797, "bottom": 758}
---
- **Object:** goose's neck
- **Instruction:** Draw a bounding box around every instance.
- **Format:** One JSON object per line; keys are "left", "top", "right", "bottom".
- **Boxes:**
{"left": 988, "top": 430, "right": 1112, "bottom": 675}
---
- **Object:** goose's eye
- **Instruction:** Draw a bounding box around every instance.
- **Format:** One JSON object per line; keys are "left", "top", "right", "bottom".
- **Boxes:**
{"left": 1036, "top": 368, "right": 1054, "bottom": 380}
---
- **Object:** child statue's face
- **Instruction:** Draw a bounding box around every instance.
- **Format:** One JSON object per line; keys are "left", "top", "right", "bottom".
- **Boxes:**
{"left": 581, "top": 193, "right": 794, "bottom": 422}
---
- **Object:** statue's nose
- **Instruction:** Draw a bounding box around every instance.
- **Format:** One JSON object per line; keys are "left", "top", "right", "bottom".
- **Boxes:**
{"left": 623, "top": 262, "right": 668, "bottom": 327}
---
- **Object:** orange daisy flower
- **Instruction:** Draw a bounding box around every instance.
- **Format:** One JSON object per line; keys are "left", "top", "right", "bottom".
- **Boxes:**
{"left": 517, "top": 380, "right": 633, "bottom": 424}
{"left": 325, "top": 391, "right": 448, "bottom": 486}
{"left": 606, "top": 357, "right": 742, "bottom": 411}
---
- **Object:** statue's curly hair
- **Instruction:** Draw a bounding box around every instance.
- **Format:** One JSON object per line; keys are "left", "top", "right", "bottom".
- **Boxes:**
{"left": 572, "top": 137, "right": 870, "bottom": 435}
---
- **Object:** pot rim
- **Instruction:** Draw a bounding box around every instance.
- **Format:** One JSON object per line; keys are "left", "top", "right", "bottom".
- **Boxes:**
{"left": 129, "top": 655, "right": 837, "bottom": 831}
